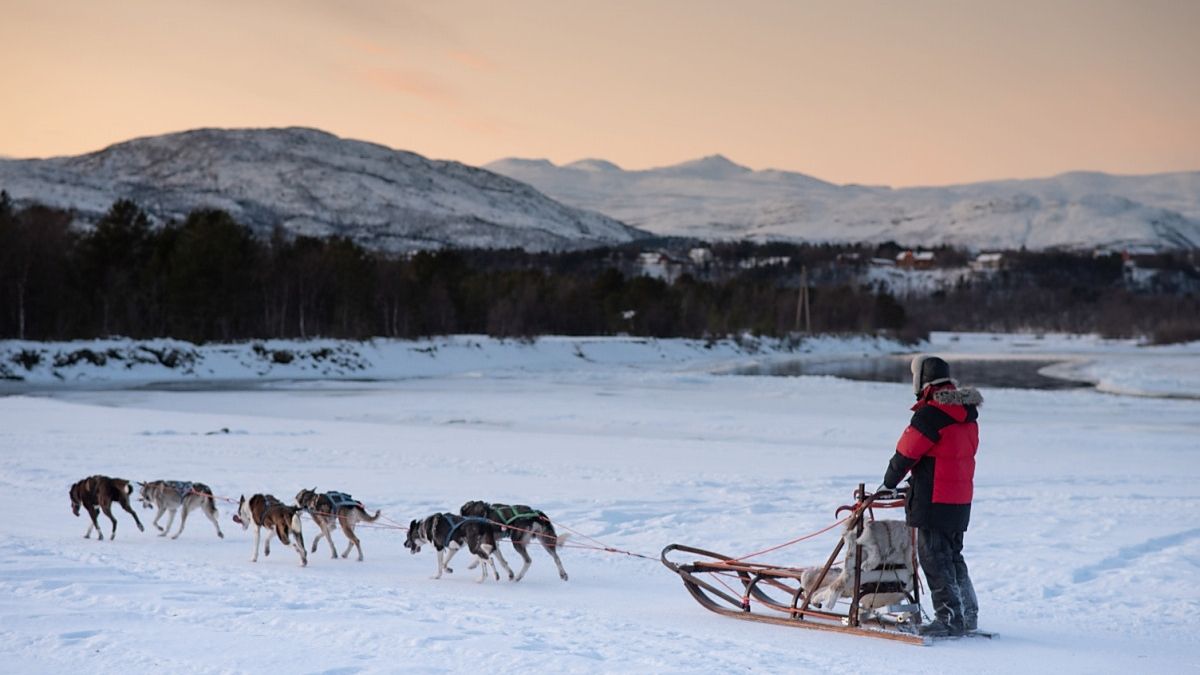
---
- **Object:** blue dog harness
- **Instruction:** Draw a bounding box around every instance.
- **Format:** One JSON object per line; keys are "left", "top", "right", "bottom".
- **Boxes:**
{"left": 325, "top": 491, "right": 361, "bottom": 509}
{"left": 166, "top": 481, "right": 194, "bottom": 499}
{"left": 441, "top": 514, "right": 492, "bottom": 549}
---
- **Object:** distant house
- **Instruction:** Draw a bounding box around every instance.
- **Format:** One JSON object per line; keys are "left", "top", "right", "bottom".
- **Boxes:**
{"left": 835, "top": 252, "right": 862, "bottom": 265}
{"left": 869, "top": 257, "right": 897, "bottom": 268}
{"left": 896, "top": 250, "right": 936, "bottom": 270}
{"left": 738, "top": 256, "right": 791, "bottom": 269}
{"left": 637, "top": 251, "right": 688, "bottom": 282}
{"left": 1121, "top": 246, "right": 1161, "bottom": 267}
{"left": 970, "top": 252, "right": 1004, "bottom": 271}
{"left": 688, "top": 247, "right": 714, "bottom": 266}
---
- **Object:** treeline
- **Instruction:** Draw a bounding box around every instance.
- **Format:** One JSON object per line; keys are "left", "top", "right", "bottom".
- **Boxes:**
{"left": 1, "top": 195, "right": 1197, "bottom": 344}
{"left": 0, "top": 198, "right": 908, "bottom": 342}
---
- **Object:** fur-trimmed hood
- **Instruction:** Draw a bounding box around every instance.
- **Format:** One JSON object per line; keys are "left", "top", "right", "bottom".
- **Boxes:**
{"left": 933, "top": 386, "right": 983, "bottom": 407}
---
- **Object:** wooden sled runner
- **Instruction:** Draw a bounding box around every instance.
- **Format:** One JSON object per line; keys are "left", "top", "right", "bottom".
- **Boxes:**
{"left": 662, "top": 484, "right": 937, "bottom": 646}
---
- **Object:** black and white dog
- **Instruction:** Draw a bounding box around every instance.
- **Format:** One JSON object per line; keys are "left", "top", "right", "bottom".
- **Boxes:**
{"left": 138, "top": 480, "right": 224, "bottom": 539}
{"left": 460, "top": 501, "right": 569, "bottom": 581}
{"left": 404, "top": 512, "right": 505, "bottom": 582}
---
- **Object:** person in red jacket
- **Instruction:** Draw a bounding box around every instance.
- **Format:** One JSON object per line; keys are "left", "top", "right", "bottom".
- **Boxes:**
{"left": 883, "top": 355, "right": 981, "bottom": 637}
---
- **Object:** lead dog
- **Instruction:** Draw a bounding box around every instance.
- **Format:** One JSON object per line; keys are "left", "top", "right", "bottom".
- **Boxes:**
{"left": 138, "top": 480, "right": 224, "bottom": 540}
{"left": 460, "top": 501, "right": 569, "bottom": 581}
{"left": 69, "top": 475, "right": 144, "bottom": 541}
{"left": 235, "top": 494, "right": 307, "bottom": 566}
{"left": 404, "top": 513, "right": 502, "bottom": 582}
{"left": 294, "top": 488, "right": 381, "bottom": 561}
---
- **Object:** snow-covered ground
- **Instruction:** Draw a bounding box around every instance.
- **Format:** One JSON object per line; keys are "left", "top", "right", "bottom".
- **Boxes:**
{"left": 1, "top": 333, "right": 1198, "bottom": 673}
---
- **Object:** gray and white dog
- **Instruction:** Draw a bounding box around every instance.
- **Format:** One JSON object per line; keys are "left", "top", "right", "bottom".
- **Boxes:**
{"left": 138, "top": 480, "right": 224, "bottom": 539}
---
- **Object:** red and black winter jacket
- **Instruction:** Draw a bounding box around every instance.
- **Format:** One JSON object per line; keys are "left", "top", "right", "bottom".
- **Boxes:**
{"left": 883, "top": 384, "right": 982, "bottom": 532}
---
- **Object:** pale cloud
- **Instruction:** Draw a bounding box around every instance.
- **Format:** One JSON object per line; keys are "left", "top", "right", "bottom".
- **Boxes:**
{"left": 360, "top": 67, "right": 458, "bottom": 106}
{"left": 447, "top": 49, "right": 496, "bottom": 72}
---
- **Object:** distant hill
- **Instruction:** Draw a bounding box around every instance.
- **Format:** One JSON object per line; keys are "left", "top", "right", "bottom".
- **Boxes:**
{"left": 0, "top": 128, "right": 647, "bottom": 252}
{"left": 486, "top": 156, "right": 1200, "bottom": 251}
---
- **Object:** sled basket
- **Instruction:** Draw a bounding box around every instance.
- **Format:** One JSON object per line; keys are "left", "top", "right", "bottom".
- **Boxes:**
{"left": 661, "top": 484, "right": 930, "bottom": 645}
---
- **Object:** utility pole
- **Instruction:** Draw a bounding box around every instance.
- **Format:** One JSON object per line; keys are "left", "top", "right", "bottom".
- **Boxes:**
{"left": 794, "top": 265, "right": 811, "bottom": 334}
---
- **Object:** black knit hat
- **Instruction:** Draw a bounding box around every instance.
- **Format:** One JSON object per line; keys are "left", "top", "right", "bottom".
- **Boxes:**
{"left": 911, "top": 355, "right": 952, "bottom": 396}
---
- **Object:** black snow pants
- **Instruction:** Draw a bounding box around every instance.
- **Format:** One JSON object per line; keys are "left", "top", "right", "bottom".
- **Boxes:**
{"left": 917, "top": 528, "right": 978, "bottom": 630}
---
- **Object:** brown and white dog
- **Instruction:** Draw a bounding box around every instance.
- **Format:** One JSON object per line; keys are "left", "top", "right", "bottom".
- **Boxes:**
{"left": 138, "top": 480, "right": 224, "bottom": 540}
{"left": 69, "top": 475, "right": 145, "bottom": 541}
{"left": 460, "top": 501, "right": 569, "bottom": 581}
{"left": 235, "top": 494, "right": 307, "bottom": 566}
{"left": 294, "top": 488, "right": 381, "bottom": 561}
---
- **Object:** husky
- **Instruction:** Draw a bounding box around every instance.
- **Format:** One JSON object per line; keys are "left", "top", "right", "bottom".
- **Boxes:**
{"left": 235, "top": 494, "right": 307, "bottom": 566}
{"left": 802, "top": 519, "right": 913, "bottom": 610}
{"left": 404, "top": 513, "right": 502, "bottom": 582}
{"left": 69, "top": 475, "right": 145, "bottom": 541}
{"left": 294, "top": 488, "right": 381, "bottom": 561}
{"left": 137, "top": 480, "right": 224, "bottom": 540}
{"left": 460, "top": 501, "right": 569, "bottom": 581}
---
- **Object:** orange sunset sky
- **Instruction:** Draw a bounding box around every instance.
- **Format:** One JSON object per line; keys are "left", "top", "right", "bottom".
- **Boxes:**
{"left": 2, "top": 0, "right": 1198, "bottom": 187}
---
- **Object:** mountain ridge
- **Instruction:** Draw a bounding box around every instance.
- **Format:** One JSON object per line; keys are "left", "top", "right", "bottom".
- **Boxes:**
{"left": 486, "top": 155, "right": 1200, "bottom": 250}
{"left": 0, "top": 127, "right": 648, "bottom": 252}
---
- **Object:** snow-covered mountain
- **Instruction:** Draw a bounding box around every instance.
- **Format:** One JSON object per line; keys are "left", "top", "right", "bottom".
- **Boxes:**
{"left": 0, "top": 128, "right": 647, "bottom": 252}
{"left": 486, "top": 156, "right": 1200, "bottom": 251}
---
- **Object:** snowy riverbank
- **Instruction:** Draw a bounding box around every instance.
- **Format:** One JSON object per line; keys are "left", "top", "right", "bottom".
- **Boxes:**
{"left": 3, "top": 332, "right": 1198, "bottom": 399}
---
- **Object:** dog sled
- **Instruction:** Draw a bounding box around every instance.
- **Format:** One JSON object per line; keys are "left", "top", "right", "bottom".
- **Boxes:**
{"left": 662, "top": 484, "right": 941, "bottom": 645}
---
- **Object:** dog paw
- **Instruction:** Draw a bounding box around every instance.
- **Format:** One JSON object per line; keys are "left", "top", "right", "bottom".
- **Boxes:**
{"left": 217, "top": 532, "right": 224, "bottom": 539}
{"left": 507, "top": 572, "right": 515, "bottom": 581}
{"left": 560, "top": 572, "right": 569, "bottom": 581}
{"left": 137, "top": 524, "right": 145, "bottom": 532}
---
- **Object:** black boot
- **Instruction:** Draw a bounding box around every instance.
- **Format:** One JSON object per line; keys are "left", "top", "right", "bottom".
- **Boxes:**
{"left": 918, "top": 618, "right": 952, "bottom": 637}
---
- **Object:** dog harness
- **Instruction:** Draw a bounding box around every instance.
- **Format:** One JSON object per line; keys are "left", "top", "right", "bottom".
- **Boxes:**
{"left": 325, "top": 491, "right": 362, "bottom": 509}
{"left": 166, "top": 481, "right": 194, "bottom": 499}
{"left": 441, "top": 514, "right": 492, "bottom": 549}
{"left": 492, "top": 505, "right": 545, "bottom": 525}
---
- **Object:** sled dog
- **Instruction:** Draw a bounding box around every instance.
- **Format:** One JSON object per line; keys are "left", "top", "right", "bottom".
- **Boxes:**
{"left": 138, "top": 480, "right": 224, "bottom": 540}
{"left": 294, "top": 488, "right": 381, "bottom": 561}
{"left": 69, "top": 475, "right": 145, "bottom": 541}
{"left": 235, "top": 494, "right": 307, "bottom": 566}
{"left": 404, "top": 512, "right": 500, "bottom": 582}
{"left": 460, "top": 500, "right": 569, "bottom": 581}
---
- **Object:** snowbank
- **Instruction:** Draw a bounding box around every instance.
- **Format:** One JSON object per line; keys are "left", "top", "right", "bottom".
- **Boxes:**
{"left": 0, "top": 334, "right": 911, "bottom": 388}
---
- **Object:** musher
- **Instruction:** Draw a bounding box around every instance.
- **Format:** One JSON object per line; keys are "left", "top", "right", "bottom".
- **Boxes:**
{"left": 882, "top": 355, "right": 982, "bottom": 637}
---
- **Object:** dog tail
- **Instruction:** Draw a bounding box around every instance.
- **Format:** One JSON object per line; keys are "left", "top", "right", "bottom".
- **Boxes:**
{"left": 291, "top": 511, "right": 305, "bottom": 552}
{"left": 275, "top": 521, "right": 292, "bottom": 545}
{"left": 362, "top": 508, "right": 382, "bottom": 522}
